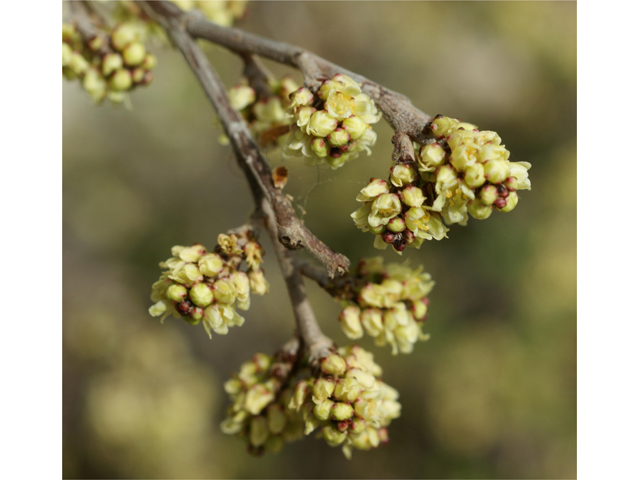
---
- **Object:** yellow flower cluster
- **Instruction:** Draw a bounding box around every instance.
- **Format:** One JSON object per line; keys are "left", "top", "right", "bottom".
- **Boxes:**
{"left": 283, "top": 74, "right": 381, "bottom": 169}
{"left": 225, "top": 76, "right": 300, "bottom": 148}
{"left": 149, "top": 234, "right": 269, "bottom": 337}
{"left": 170, "top": 0, "right": 247, "bottom": 26}
{"left": 221, "top": 353, "right": 304, "bottom": 455}
{"left": 62, "top": 23, "right": 156, "bottom": 105}
{"left": 351, "top": 115, "right": 531, "bottom": 252}
{"left": 338, "top": 258, "right": 433, "bottom": 354}
{"left": 422, "top": 115, "right": 531, "bottom": 223}
{"left": 289, "top": 346, "right": 400, "bottom": 459}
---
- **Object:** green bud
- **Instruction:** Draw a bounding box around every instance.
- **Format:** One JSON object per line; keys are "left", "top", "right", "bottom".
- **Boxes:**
{"left": 249, "top": 416, "right": 270, "bottom": 447}
{"left": 213, "top": 278, "right": 236, "bottom": 304}
{"left": 450, "top": 144, "right": 480, "bottom": 172}
{"left": 109, "top": 69, "right": 132, "bottom": 92}
{"left": 321, "top": 354, "right": 347, "bottom": 376}
{"left": 387, "top": 216, "right": 406, "bottom": 233}
{"left": 142, "top": 53, "right": 157, "bottom": 70}
{"left": 390, "top": 164, "right": 417, "bottom": 187}
{"left": 102, "top": 53, "right": 123, "bottom": 76}
{"left": 479, "top": 184, "right": 499, "bottom": 205}
{"left": 328, "top": 127, "right": 350, "bottom": 146}
{"left": 430, "top": 115, "right": 460, "bottom": 138}
{"left": 88, "top": 36, "right": 103, "bottom": 51}
{"left": 468, "top": 198, "right": 493, "bottom": 220}
{"left": 368, "top": 224, "right": 385, "bottom": 235}
{"left": 267, "top": 404, "right": 287, "bottom": 434}
{"left": 418, "top": 143, "right": 447, "bottom": 172}
{"left": 339, "top": 306, "right": 364, "bottom": 340}
{"left": 314, "top": 399, "right": 335, "bottom": 421}
{"left": 289, "top": 381, "right": 308, "bottom": 412}
{"left": 82, "top": 68, "right": 107, "bottom": 102}
{"left": 307, "top": 110, "right": 338, "bottom": 138}
{"left": 253, "top": 353, "right": 272, "bottom": 372}
{"left": 289, "top": 87, "right": 315, "bottom": 109}
{"left": 111, "top": 23, "right": 139, "bottom": 51}
{"left": 198, "top": 253, "right": 223, "bottom": 277}
{"left": 69, "top": 52, "right": 90, "bottom": 75}
{"left": 166, "top": 284, "right": 188, "bottom": 302}
{"left": 131, "top": 67, "right": 146, "bottom": 84}
{"left": 190, "top": 307, "right": 203, "bottom": 323}
{"left": 123, "top": 41, "right": 146, "bottom": 67}
{"left": 342, "top": 116, "right": 368, "bottom": 140}
{"left": 311, "top": 137, "right": 328, "bottom": 157}
{"left": 447, "top": 129, "right": 477, "bottom": 150}
{"left": 62, "top": 24, "right": 78, "bottom": 43}
{"left": 331, "top": 402, "right": 354, "bottom": 421}
{"left": 498, "top": 191, "right": 518, "bottom": 212}
{"left": 464, "top": 162, "right": 486, "bottom": 188}
{"left": 322, "top": 425, "right": 347, "bottom": 446}
{"left": 62, "top": 43, "right": 73, "bottom": 67}
{"left": 350, "top": 417, "right": 367, "bottom": 435}
{"left": 400, "top": 186, "right": 426, "bottom": 208}
{"left": 411, "top": 300, "right": 428, "bottom": 321}
{"left": 333, "top": 377, "right": 360, "bottom": 403}
{"left": 245, "top": 384, "right": 275, "bottom": 415}
{"left": 313, "top": 377, "right": 336, "bottom": 403}
{"left": 189, "top": 283, "right": 214, "bottom": 307}
{"left": 483, "top": 159, "right": 510, "bottom": 184}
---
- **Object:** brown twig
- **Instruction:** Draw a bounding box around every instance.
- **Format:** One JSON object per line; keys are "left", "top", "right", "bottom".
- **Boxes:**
{"left": 69, "top": 1, "right": 112, "bottom": 56}
{"left": 141, "top": 1, "right": 336, "bottom": 359}
{"left": 181, "top": 7, "right": 433, "bottom": 143}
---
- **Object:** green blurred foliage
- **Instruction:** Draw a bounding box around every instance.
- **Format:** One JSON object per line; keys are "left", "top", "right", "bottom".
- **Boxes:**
{"left": 63, "top": 1, "right": 576, "bottom": 478}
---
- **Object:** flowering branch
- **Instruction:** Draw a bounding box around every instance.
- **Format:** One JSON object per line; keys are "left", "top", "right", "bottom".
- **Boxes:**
{"left": 141, "top": 1, "right": 335, "bottom": 359}
{"left": 142, "top": 1, "right": 349, "bottom": 278}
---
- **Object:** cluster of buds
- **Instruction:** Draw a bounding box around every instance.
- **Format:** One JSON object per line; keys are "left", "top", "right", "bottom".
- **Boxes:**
{"left": 350, "top": 173, "right": 449, "bottom": 254}
{"left": 289, "top": 346, "right": 400, "bottom": 459}
{"left": 419, "top": 115, "right": 531, "bottom": 224}
{"left": 226, "top": 75, "right": 299, "bottom": 147}
{"left": 351, "top": 115, "right": 531, "bottom": 252}
{"left": 148, "top": 233, "right": 269, "bottom": 337}
{"left": 62, "top": 23, "right": 156, "bottom": 105}
{"left": 170, "top": 0, "right": 247, "bottom": 26}
{"left": 283, "top": 74, "right": 381, "bottom": 169}
{"left": 337, "top": 258, "right": 432, "bottom": 355}
{"left": 220, "top": 353, "right": 304, "bottom": 455}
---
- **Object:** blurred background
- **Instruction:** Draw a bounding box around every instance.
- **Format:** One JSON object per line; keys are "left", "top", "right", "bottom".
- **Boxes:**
{"left": 63, "top": 1, "right": 576, "bottom": 478}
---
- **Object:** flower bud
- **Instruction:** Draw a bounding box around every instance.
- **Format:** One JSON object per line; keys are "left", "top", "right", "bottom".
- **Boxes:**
{"left": 509, "top": 161, "right": 532, "bottom": 190}
{"left": 450, "top": 144, "right": 480, "bottom": 172}
{"left": 390, "top": 164, "right": 417, "bottom": 187}
{"left": 480, "top": 143, "right": 509, "bottom": 163}
{"left": 295, "top": 105, "right": 316, "bottom": 128}
{"left": 249, "top": 416, "right": 270, "bottom": 447}
{"left": 289, "top": 87, "right": 314, "bottom": 108}
{"left": 142, "top": 53, "right": 157, "bottom": 70}
{"left": 356, "top": 178, "right": 389, "bottom": 202}
{"left": 190, "top": 307, "right": 203, "bottom": 322}
{"left": 322, "top": 425, "right": 347, "bottom": 446}
{"left": 82, "top": 68, "right": 107, "bottom": 102}
{"left": 387, "top": 216, "right": 406, "bottom": 233}
{"left": 369, "top": 194, "right": 402, "bottom": 228}
{"left": 361, "top": 308, "right": 384, "bottom": 336}
{"left": 229, "top": 85, "right": 256, "bottom": 111}
{"left": 447, "top": 129, "right": 477, "bottom": 150}
{"left": 213, "top": 278, "right": 236, "bottom": 304}
{"left": 464, "top": 162, "right": 486, "bottom": 188}
{"left": 189, "top": 283, "right": 214, "bottom": 307}
{"left": 149, "top": 300, "right": 167, "bottom": 317}
{"left": 308, "top": 137, "right": 328, "bottom": 157}
{"left": 477, "top": 130, "right": 502, "bottom": 146}
{"left": 342, "top": 116, "right": 368, "bottom": 140}
{"left": 479, "top": 184, "right": 499, "bottom": 205}
{"left": 504, "top": 176, "right": 518, "bottom": 191}
{"left": 122, "top": 41, "right": 146, "bottom": 66}
{"left": 411, "top": 300, "right": 428, "bottom": 321}
{"left": 418, "top": 143, "right": 447, "bottom": 172}
{"left": 198, "top": 253, "right": 224, "bottom": 277}
{"left": 307, "top": 110, "right": 338, "bottom": 137}
{"left": 331, "top": 402, "right": 355, "bottom": 421}
{"left": 69, "top": 52, "right": 90, "bottom": 75}
{"left": 130, "top": 67, "right": 145, "bottom": 84}
{"left": 350, "top": 417, "right": 367, "bottom": 435}
{"left": 498, "top": 191, "right": 518, "bottom": 212}
{"left": 483, "top": 159, "right": 510, "bottom": 184}
{"left": 436, "top": 164, "right": 458, "bottom": 190}
{"left": 111, "top": 23, "right": 139, "bottom": 51}
{"left": 245, "top": 384, "right": 275, "bottom": 415}
{"left": 430, "top": 115, "right": 460, "bottom": 138}
{"left": 328, "top": 127, "right": 350, "bottom": 147}
{"left": 249, "top": 269, "right": 270, "bottom": 295}
{"left": 368, "top": 224, "right": 385, "bottom": 235}
{"left": 340, "top": 306, "right": 364, "bottom": 339}
{"left": 314, "top": 399, "right": 335, "bottom": 421}
{"left": 321, "top": 354, "right": 347, "bottom": 376}
{"left": 267, "top": 404, "right": 287, "bottom": 434}
{"left": 109, "top": 69, "right": 132, "bottom": 92}
{"left": 290, "top": 381, "right": 308, "bottom": 411}
{"left": 468, "top": 198, "right": 493, "bottom": 220}
{"left": 166, "top": 284, "right": 188, "bottom": 302}
{"left": 313, "top": 378, "right": 336, "bottom": 403}
{"left": 62, "top": 43, "right": 73, "bottom": 67}
{"left": 203, "top": 304, "right": 224, "bottom": 329}
{"left": 333, "top": 377, "right": 360, "bottom": 403}
{"left": 400, "top": 186, "right": 426, "bottom": 208}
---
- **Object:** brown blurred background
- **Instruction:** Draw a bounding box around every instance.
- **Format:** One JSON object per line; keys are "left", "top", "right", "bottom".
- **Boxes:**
{"left": 63, "top": 2, "right": 576, "bottom": 478}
